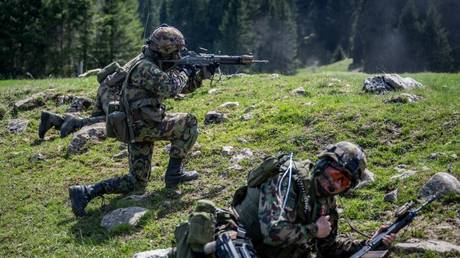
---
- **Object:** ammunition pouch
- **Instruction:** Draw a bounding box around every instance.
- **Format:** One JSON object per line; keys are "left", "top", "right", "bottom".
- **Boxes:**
{"left": 106, "top": 101, "right": 130, "bottom": 143}
{"left": 131, "top": 98, "right": 165, "bottom": 125}
{"left": 187, "top": 200, "right": 217, "bottom": 253}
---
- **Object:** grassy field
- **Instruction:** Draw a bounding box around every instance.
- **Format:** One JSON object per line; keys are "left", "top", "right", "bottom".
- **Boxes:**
{"left": 0, "top": 63, "right": 459, "bottom": 257}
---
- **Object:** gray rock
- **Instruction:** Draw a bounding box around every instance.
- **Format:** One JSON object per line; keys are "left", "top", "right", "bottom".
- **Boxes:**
{"left": 54, "top": 94, "right": 75, "bottom": 106}
{"left": 291, "top": 87, "right": 307, "bottom": 96}
{"left": 204, "top": 111, "right": 227, "bottom": 125}
{"left": 240, "top": 113, "right": 253, "bottom": 121}
{"left": 394, "top": 238, "right": 460, "bottom": 254}
{"left": 384, "top": 189, "right": 398, "bottom": 202}
{"left": 124, "top": 193, "right": 151, "bottom": 202}
{"left": 227, "top": 73, "right": 250, "bottom": 78}
{"left": 244, "top": 105, "right": 256, "bottom": 113}
{"left": 384, "top": 93, "right": 423, "bottom": 104}
{"left": 78, "top": 68, "right": 102, "bottom": 78}
{"left": 208, "top": 88, "right": 219, "bottom": 95}
{"left": 391, "top": 167, "right": 417, "bottom": 180}
{"left": 230, "top": 148, "right": 254, "bottom": 165}
{"left": 419, "top": 172, "right": 460, "bottom": 198}
{"left": 67, "top": 122, "right": 106, "bottom": 155}
{"left": 66, "top": 96, "right": 94, "bottom": 113}
{"left": 29, "top": 153, "right": 45, "bottom": 163}
{"left": 133, "top": 248, "right": 173, "bottom": 258}
{"left": 7, "top": 119, "right": 28, "bottom": 133}
{"left": 191, "top": 151, "right": 201, "bottom": 157}
{"left": 101, "top": 206, "right": 149, "bottom": 230}
{"left": 113, "top": 149, "right": 128, "bottom": 160}
{"left": 222, "top": 146, "right": 234, "bottom": 156}
{"left": 363, "top": 74, "right": 423, "bottom": 94}
{"left": 355, "top": 169, "right": 375, "bottom": 189}
{"left": 219, "top": 102, "right": 239, "bottom": 109}
{"left": 163, "top": 143, "right": 171, "bottom": 153}
{"left": 270, "top": 73, "right": 280, "bottom": 79}
{"left": 13, "top": 93, "right": 47, "bottom": 111}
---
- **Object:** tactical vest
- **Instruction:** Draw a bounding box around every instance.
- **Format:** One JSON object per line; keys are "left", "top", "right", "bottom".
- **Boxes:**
{"left": 232, "top": 155, "right": 313, "bottom": 242}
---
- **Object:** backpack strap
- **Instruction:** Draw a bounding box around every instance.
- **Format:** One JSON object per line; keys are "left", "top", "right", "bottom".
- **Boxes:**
{"left": 121, "top": 56, "right": 145, "bottom": 143}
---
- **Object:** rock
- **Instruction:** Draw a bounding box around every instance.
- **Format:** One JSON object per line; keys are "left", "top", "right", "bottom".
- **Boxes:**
{"left": 230, "top": 148, "right": 253, "bottom": 164}
{"left": 29, "top": 153, "right": 45, "bottom": 163}
{"left": 236, "top": 137, "right": 248, "bottom": 143}
{"left": 208, "top": 88, "right": 219, "bottom": 95}
{"left": 191, "top": 151, "right": 201, "bottom": 157}
{"left": 164, "top": 143, "right": 171, "bottom": 153}
{"left": 363, "top": 74, "right": 423, "bottom": 94}
{"left": 113, "top": 149, "right": 128, "bottom": 160}
{"left": 133, "top": 248, "right": 173, "bottom": 258}
{"left": 244, "top": 105, "right": 256, "bottom": 113}
{"left": 124, "top": 193, "right": 151, "bottom": 202}
{"left": 394, "top": 238, "right": 460, "bottom": 254}
{"left": 391, "top": 167, "right": 417, "bottom": 180}
{"left": 270, "top": 73, "right": 280, "bottom": 79}
{"left": 291, "top": 87, "right": 307, "bottom": 96}
{"left": 219, "top": 102, "right": 239, "bottom": 109}
{"left": 383, "top": 189, "right": 398, "bottom": 202}
{"left": 66, "top": 96, "right": 94, "bottom": 113}
{"left": 78, "top": 68, "right": 102, "bottom": 78}
{"left": 240, "top": 113, "right": 253, "bottom": 121}
{"left": 428, "top": 152, "right": 440, "bottom": 160}
{"left": 241, "top": 148, "right": 253, "bottom": 158}
{"left": 222, "top": 146, "right": 234, "bottom": 156}
{"left": 67, "top": 122, "right": 106, "bottom": 155}
{"left": 384, "top": 93, "right": 423, "bottom": 104}
{"left": 100, "top": 206, "right": 149, "bottom": 230}
{"left": 204, "top": 111, "right": 227, "bottom": 125}
{"left": 354, "top": 169, "right": 375, "bottom": 189}
{"left": 13, "top": 93, "right": 47, "bottom": 111}
{"left": 7, "top": 119, "right": 28, "bottom": 133}
{"left": 54, "top": 94, "right": 75, "bottom": 106}
{"left": 419, "top": 172, "right": 460, "bottom": 199}
{"left": 229, "top": 164, "right": 244, "bottom": 171}
{"left": 227, "top": 73, "right": 250, "bottom": 78}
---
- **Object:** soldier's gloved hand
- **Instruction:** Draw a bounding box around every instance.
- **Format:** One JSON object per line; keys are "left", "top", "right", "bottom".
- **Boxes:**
{"left": 181, "top": 65, "right": 198, "bottom": 78}
{"left": 371, "top": 225, "right": 397, "bottom": 247}
{"left": 315, "top": 215, "right": 332, "bottom": 238}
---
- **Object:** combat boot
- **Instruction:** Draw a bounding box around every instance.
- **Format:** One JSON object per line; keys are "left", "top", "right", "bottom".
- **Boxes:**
{"left": 38, "top": 111, "right": 64, "bottom": 139}
{"left": 68, "top": 183, "right": 105, "bottom": 217}
{"left": 164, "top": 157, "right": 199, "bottom": 188}
{"left": 60, "top": 115, "right": 105, "bottom": 137}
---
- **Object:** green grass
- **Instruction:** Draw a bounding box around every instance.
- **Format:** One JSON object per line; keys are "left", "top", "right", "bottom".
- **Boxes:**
{"left": 0, "top": 66, "right": 459, "bottom": 257}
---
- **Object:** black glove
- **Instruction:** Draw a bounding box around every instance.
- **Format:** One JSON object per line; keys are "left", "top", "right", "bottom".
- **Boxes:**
{"left": 182, "top": 65, "right": 198, "bottom": 78}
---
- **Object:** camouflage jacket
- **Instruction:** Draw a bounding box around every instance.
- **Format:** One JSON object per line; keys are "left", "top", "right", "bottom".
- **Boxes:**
{"left": 124, "top": 47, "right": 202, "bottom": 124}
{"left": 253, "top": 172, "right": 364, "bottom": 258}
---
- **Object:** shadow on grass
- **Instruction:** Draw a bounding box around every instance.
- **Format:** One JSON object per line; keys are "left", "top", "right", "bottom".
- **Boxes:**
{"left": 66, "top": 186, "right": 200, "bottom": 245}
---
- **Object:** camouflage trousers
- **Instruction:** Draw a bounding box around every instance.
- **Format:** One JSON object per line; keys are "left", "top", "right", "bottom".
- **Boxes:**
{"left": 99, "top": 112, "right": 198, "bottom": 194}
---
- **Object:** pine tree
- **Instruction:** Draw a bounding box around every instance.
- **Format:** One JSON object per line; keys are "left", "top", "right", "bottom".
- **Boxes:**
{"left": 423, "top": 2, "right": 453, "bottom": 72}
{"left": 250, "top": 0, "right": 298, "bottom": 74}
{"left": 91, "top": 0, "right": 143, "bottom": 68}
{"left": 397, "top": 0, "right": 425, "bottom": 71}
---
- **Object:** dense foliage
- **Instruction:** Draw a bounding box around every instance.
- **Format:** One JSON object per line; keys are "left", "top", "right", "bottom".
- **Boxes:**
{"left": 1, "top": 0, "right": 459, "bottom": 78}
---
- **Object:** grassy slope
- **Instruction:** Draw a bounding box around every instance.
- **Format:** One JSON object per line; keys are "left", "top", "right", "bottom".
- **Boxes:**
{"left": 0, "top": 65, "right": 459, "bottom": 257}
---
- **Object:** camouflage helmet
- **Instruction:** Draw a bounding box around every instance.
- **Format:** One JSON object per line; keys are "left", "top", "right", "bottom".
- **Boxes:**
{"left": 318, "top": 141, "right": 367, "bottom": 188}
{"left": 147, "top": 24, "right": 185, "bottom": 55}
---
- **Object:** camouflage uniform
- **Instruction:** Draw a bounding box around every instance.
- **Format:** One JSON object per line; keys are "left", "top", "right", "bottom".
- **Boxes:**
{"left": 100, "top": 46, "right": 201, "bottom": 193}
{"left": 234, "top": 159, "right": 365, "bottom": 258}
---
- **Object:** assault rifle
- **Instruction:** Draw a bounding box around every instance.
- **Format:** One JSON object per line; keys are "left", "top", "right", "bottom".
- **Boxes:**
{"left": 350, "top": 194, "right": 439, "bottom": 258}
